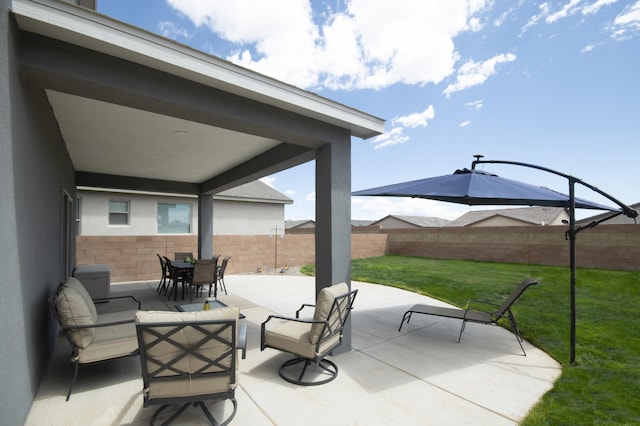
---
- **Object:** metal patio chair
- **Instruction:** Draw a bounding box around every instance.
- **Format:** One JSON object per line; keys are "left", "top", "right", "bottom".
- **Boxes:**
{"left": 398, "top": 278, "right": 538, "bottom": 355}
{"left": 135, "top": 308, "right": 240, "bottom": 425}
{"left": 261, "top": 282, "right": 357, "bottom": 385}
{"left": 51, "top": 277, "right": 140, "bottom": 401}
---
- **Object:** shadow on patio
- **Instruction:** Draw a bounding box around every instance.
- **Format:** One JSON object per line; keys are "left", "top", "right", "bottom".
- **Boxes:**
{"left": 27, "top": 275, "right": 561, "bottom": 425}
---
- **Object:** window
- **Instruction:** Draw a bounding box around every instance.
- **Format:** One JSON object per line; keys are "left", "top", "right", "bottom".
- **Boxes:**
{"left": 109, "top": 200, "right": 129, "bottom": 225}
{"left": 158, "top": 203, "right": 191, "bottom": 234}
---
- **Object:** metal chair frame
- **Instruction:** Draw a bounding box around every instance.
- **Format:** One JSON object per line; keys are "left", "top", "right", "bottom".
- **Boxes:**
{"left": 50, "top": 282, "right": 141, "bottom": 401}
{"left": 136, "top": 319, "right": 238, "bottom": 425}
{"left": 261, "top": 287, "right": 357, "bottom": 386}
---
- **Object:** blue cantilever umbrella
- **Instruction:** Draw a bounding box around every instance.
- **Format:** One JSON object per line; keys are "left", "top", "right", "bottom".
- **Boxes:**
{"left": 352, "top": 168, "right": 618, "bottom": 210}
{"left": 353, "top": 160, "right": 637, "bottom": 365}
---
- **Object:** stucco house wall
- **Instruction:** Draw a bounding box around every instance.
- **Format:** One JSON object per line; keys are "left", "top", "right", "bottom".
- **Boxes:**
{"left": 77, "top": 189, "right": 287, "bottom": 236}
{"left": 1, "top": 3, "right": 76, "bottom": 421}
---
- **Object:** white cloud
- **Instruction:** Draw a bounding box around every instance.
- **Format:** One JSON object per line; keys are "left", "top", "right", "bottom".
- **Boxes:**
{"left": 581, "top": 43, "right": 595, "bottom": 52}
{"left": 370, "top": 126, "right": 409, "bottom": 150}
{"left": 582, "top": 0, "right": 620, "bottom": 16}
{"left": 459, "top": 120, "right": 472, "bottom": 127}
{"left": 610, "top": 1, "right": 640, "bottom": 40}
{"left": 285, "top": 189, "right": 296, "bottom": 196}
{"left": 392, "top": 105, "right": 435, "bottom": 128}
{"left": 351, "top": 197, "right": 469, "bottom": 220}
{"left": 369, "top": 105, "right": 435, "bottom": 149}
{"left": 465, "top": 100, "right": 484, "bottom": 110}
{"left": 443, "top": 53, "right": 516, "bottom": 97}
{"left": 166, "top": 0, "right": 491, "bottom": 90}
{"left": 522, "top": 0, "right": 622, "bottom": 35}
{"left": 304, "top": 192, "right": 315, "bottom": 202}
{"left": 260, "top": 176, "right": 276, "bottom": 187}
{"left": 545, "top": 0, "right": 582, "bottom": 24}
{"left": 158, "top": 21, "right": 192, "bottom": 40}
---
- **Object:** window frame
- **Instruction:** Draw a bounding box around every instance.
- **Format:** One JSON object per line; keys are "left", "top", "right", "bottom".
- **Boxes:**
{"left": 157, "top": 202, "right": 192, "bottom": 234}
{"left": 108, "top": 199, "right": 130, "bottom": 226}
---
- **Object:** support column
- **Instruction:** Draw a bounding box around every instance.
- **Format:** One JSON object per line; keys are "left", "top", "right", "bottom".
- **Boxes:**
{"left": 315, "top": 137, "right": 352, "bottom": 351}
{"left": 198, "top": 194, "right": 213, "bottom": 260}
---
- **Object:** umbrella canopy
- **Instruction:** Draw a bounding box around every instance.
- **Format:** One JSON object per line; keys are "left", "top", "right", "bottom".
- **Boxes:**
{"left": 353, "top": 160, "right": 637, "bottom": 365}
{"left": 353, "top": 168, "right": 619, "bottom": 212}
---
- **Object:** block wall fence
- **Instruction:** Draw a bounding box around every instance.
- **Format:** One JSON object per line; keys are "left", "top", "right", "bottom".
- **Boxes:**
{"left": 76, "top": 224, "right": 639, "bottom": 283}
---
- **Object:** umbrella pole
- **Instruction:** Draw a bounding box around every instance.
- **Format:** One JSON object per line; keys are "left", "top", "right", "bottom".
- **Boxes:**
{"left": 569, "top": 180, "right": 577, "bottom": 366}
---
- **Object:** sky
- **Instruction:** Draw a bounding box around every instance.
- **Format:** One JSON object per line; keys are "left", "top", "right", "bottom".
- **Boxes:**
{"left": 98, "top": 0, "right": 640, "bottom": 221}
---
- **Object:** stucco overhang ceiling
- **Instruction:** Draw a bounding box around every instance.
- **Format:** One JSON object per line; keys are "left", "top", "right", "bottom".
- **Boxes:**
{"left": 12, "top": 0, "right": 384, "bottom": 195}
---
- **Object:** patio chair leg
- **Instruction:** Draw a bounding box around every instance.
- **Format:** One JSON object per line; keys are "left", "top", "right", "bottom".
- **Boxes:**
{"left": 196, "top": 399, "right": 237, "bottom": 426}
{"left": 279, "top": 357, "right": 339, "bottom": 386}
{"left": 398, "top": 311, "right": 412, "bottom": 331}
{"left": 65, "top": 361, "right": 80, "bottom": 401}
{"left": 458, "top": 320, "right": 466, "bottom": 343}
{"left": 151, "top": 403, "right": 190, "bottom": 426}
{"left": 507, "top": 311, "right": 527, "bottom": 356}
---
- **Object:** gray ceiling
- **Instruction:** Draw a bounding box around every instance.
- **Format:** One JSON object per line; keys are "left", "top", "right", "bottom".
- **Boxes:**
{"left": 47, "top": 90, "right": 281, "bottom": 184}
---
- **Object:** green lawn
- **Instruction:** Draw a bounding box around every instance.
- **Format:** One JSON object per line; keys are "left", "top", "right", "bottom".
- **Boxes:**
{"left": 301, "top": 255, "right": 640, "bottom": 424}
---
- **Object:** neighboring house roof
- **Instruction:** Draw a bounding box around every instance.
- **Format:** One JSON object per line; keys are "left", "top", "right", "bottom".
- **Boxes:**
{"left": 371, "top": 215, "right": 450, "bottom": 228}
{"left": 447, "top": 207, "right": 567, "bottom": 227}
{"left": 216, "top": 181, "right": 292, "bottom": 204}
{"left": 78, "top": 180, "right": 292, "bottom": 205}
{"left": 285, "top": 220, "right": 315, "bottom": 229}
{"left": 577, "top": 202, "right": 640, "bottom": 225}
{"left": 351, "top": 220, "right": 374, "bottom": 227}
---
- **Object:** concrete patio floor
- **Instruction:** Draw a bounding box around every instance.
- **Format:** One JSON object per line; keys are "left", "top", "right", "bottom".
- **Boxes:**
{"left": 26, "top": 274, "right": 561, "bottom": 425}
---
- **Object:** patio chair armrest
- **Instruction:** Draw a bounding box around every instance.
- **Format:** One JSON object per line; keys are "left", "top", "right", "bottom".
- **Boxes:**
{"left": 93, "top": 295, "right": 142, "bottom": 309}
{"left": 61, "top": 317, "right": 135, "bottom": 330}
{"left": 262, "top": 314, "right": 325, "bottom": 326}
{"left": 295, "top": 303, "right": 316, "bottom": 318}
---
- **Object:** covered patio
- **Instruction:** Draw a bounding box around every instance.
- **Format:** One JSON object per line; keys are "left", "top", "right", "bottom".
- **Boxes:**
{"left": 27, "top": 274, "right": 561, "bottom": 425}
{"left": 2, "top": 1, "right": 383, "bottom": 422}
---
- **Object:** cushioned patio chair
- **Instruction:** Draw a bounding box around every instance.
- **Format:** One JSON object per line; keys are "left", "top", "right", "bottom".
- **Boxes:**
{"left": 398, "top": 278, "right": 538, "bottom": 355}
{"left": 135, "top": 308, "right": 240, "bottom": 426}
{"left": 51, "top": 277, "right": 141, "bottom": 400}
{"left": 260, "top": 282, "right": 357, "bottom": 385}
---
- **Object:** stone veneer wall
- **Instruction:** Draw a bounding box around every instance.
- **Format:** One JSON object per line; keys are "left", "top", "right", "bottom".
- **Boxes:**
{"left": 76, "top": 224, "right": 638, "bottom": 282}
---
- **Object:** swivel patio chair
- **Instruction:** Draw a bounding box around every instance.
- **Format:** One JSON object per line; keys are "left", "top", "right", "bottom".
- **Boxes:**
{"left": 135, "top": 308, "right": 240, "bottom": 426}
{"left": 398, "top": 278, "right": 538, "bottom": 355}
{"left": 51, "top": 277, "right": 141, "bottom": 400}
{"left": 261, "top": 282, "right": 357, "bottom": 385}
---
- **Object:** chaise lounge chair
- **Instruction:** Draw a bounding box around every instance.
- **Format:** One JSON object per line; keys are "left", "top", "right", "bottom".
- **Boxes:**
{"left": 398, "top": 278, "right": 538, "bottom": 355}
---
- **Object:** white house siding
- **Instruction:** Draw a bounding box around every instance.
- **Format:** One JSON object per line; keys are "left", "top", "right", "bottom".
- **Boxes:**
{"left": 78, "top": 190, "right": 284, "bottom": 236}
{"left": 213, "top": 199, "right": 283, "bottom": 235}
